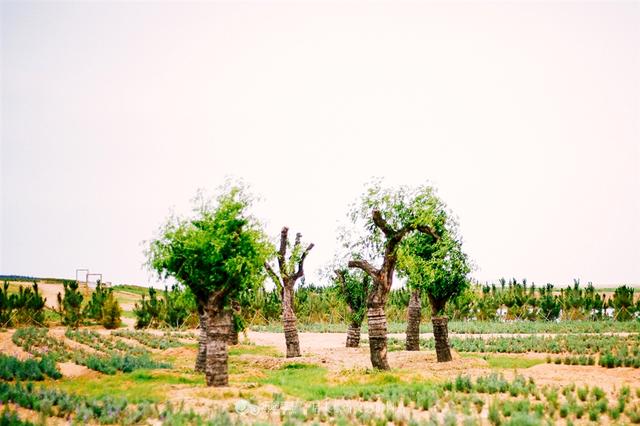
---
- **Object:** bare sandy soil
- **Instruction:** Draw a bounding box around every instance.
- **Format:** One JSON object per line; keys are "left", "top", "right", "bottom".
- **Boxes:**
{"left": 246, "top": 331, "right": 640, "bottom": 394}
{"left": 0, "top": 330, "right": 30, "bottom": 359}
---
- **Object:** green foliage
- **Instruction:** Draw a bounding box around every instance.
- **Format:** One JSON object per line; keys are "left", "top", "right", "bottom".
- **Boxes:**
{"left": 101, "top": 291, "right": 122, "bottom": 329}
{"left": 147, "top": 184, "right": 271, "bottom": 311}
{"left": 133, "top": 287, "right": 163, "bottom": 328}
{"left": 0, "top": 381, "right": 159, "bottom": 424}
{"left": 333, "top": 269, "right": 370, "bottom": 324}
{"left": 83, "top": 280, "right": 109, "bottom": 322}
{"left": 399, "top": 228, "right": 470, "bottom": 315}
{"left": 0, "top": 408, "right": 35, "bottom": 426}
{"left": 59, "top": 280, "right": 84, "bottom": 328}
{"left": 13, "top": 327, "right": 170, "bottom": 375}
{"left": 0, "top": 281, "right": 46, "bottom": 327}
{"left": 343, "top": 180, "right": 446, "bottom": 261}
{"left": 132, "top": 285, "right": 196, "bottom": 329}
{"left": 613, "top": 285, "right": 635, "bottom": 321}
{"left": 0, "top": 354, "right": 61, "bottom": 381}
{"left": 111, "top": 329, "right": 183, "bottom": 350}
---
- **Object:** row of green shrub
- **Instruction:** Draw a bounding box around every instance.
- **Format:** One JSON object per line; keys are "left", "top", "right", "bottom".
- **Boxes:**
{"left": 0, "top": 381, "right": 156, "bottom": 425}
{"left": 12, "top": 328, "right": 170, "bottom": 375}
{"left": 0, "top": 409, "right": 35, "bottom": 426}
{"left": 111, "top": 329, "right": 183, "bottom": 350}
{"left": 416, "top": 333, "right": 640, "bottom": 356}
{"left": 65, "top": 329, "right": 149, "bottom": 357}
{"left": 0, "top": 354, "right": 61, "bottom": 381}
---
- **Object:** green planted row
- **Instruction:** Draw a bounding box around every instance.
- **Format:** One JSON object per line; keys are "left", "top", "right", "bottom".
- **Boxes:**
{"left": 0, "top": 409, "right": 35, "bottom": 426}
{"left": 12, "top": 328, "right": 170, "bottom": 375}
{"left": 413, "top": 333, "right": 640, "bottom": 357}
{"left": 111, "top": 330, "right": 183, "bottom": 350}
{"left": 0, "top": 381, "right": 157, "bottom": 425}
{"left": 0, "top": 354, "right": 61, "bottom": 381}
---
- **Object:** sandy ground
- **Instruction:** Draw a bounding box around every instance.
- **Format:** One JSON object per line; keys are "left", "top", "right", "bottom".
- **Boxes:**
{"left": 0, "top": 330, "right": 30, "bottom": 359}
{"left": 246, "top": 331, "right": 640, "bottom": 394}
{"left": 2, "top": 326, "right": 639, "bottom": 399}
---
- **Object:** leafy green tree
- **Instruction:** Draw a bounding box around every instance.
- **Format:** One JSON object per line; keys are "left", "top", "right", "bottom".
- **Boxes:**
{"left": 396, "top": 213, "right": 443, "bottom": 352}
{"left": 0, "top": 282, "right": 46, "bottom": 327}
{"left": 399, "top": 225, "right": 470, "bottom": 362}
{"left": 133, "top": 287, "right": 165, "bottom": 328}
{"left": 147, "top": 185, "right": 270, "bottom": 386}
{"left": 101, "top": 292, "right": 122, "bottom": 329}
{"left": 83, "top": 280, "right": 110, "bottom": 323}
{"left": 538, "top": 283, "right": 561, "bottom": 321}
{"left": 612, "top": 285, "right": 635, "bottom": 321}
{"left": 334, "top": 269, "right": 370, "bottom": 347}
{"left": 163, "top": 284, "right": 197, "bottom": 329}
{"left": 13, "top": 283, "right": 46, "bottom": 326}
{"left": 264, "top": 227, "right": 314, "bottom": 358}
{"left": 343, "top": 181, "right": 442, "bottom": 370}
{"left": 59, "top": 280, "right": 84, "bottom": 329}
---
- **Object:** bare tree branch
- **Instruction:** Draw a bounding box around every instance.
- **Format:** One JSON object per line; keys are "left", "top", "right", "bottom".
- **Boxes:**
{"left": 416, "top": 224, "right": 440, "bottom": 241}
{"left": 372, "top": 209, "right": 396, "bottom": 236}
{"left": 293, "top": 243, "right": 314, "bottom": 280}
{"left": 348, "top": 259, "right": 379, "bottom": 279}
{"left": 264, "top": 262, "right": 283, "bottom": 296}
{"left": 277, "top": 227, "right": 289, "bottom": 273}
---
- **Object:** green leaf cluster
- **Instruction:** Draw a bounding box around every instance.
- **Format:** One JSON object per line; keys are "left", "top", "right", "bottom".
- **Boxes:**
{"left": 147, "top": 185, "right": 271, "bottom": 307}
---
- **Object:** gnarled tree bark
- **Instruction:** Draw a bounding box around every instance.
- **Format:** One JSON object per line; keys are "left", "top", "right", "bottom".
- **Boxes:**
{"left": 405, "top": 289, "right": 421, "bottom": 351}
{"left": 349, "top": 209, "right": 439, "bottom": 370}
{"left": 282, "top": 284, "right": 300, "bottom": 357}
{"left": 227, "top": 300, "right": 241, "bottom": 345}
{"left": 265, "top": 227, "right": 314, "bottom": 358}
{"left": 195, "top": 304, "right": 208, "bottom": 373}
{"left": 204, "top": 292, "right": 230, "bottom": 386}
{"left": 345, "top": 321, "right": 362, "bottom": 347}
{"left": 428, "top": 294, "right": 452, "bottom": 362}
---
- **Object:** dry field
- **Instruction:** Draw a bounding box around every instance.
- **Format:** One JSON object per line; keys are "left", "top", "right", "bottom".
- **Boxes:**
{"left": 2, "top": 281, "right": 640, "bottom": 424}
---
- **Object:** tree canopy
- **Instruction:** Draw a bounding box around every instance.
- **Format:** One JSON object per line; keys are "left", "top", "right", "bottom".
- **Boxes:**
{"left": 147, "top": 185, "right": 271, "bottom": 305}
{"left": 398, "top": 216, "right": 470, "bottom": 314}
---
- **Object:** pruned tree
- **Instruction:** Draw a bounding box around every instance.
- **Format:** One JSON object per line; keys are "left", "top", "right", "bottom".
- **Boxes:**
{"left": 264, "top": 227, "right": 314, "bottom": 358}
{"left": 342, "top": 181, "right": 441, "bottom": 370}
{"left": 397, "top": 225, "right": 441, "bottom": 351}
{"left": 334, "top": 269, "right": 370, "bottom": 347}
{"left": 148, "top": 185, "right": 270, "bottom": 386}
{"left": 399, "top": 227, "right": 470, "bottom": 362}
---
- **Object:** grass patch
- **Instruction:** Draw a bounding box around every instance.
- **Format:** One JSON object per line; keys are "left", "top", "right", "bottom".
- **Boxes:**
{"left": 462, "top": 354, "right": 545, "bottom": 369}
{"left": 52, "top": 369, "right": 203, "bottom": 403}
{"left": 111, "top": 284, "right": 150, "bottom": 296}
{"left": 254, "top": 362, "right": 433, "bottom": 401}
{"left": 229, "top": 344, "right": 281, "bottom": 357}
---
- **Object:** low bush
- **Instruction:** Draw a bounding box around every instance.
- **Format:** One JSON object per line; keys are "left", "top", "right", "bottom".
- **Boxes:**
{"left": 0, "top": 354, "right": 61, "bottom": 381}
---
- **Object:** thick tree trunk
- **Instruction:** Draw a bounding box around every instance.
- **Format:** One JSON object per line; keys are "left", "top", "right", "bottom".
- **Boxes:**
{"left": 282, "top": 284, "right": 301, "bottom": 358}
{"left": 195, "top": 308, "right": 208, "bottom": 373}
{"left": 367, "top": 304, "right": 389, "bottom": 370}
{"left": 432, "top": 316, "right": 452, "bottom": 362}
{"left": 345, "top": 319, "right": 362, "bottom": 347}
{"left": 228, "top": 300, "right": 240, "bottom": 345}
{"left": 205, "top": 301, "right": 230, "bottom": 386}
{"left": 225, "top": 309, "right": 239, "bottom": 345}
{"left": 228, "top": 328, "right": 239, "bottom": 345}
{"left": 405, "top": 289, "right": 421, "bottom": 351}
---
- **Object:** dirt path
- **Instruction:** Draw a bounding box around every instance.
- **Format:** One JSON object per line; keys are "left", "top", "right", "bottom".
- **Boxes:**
{"left": 0, "top": 330, "right": 31, "bottom": 359}
{"left": 244, "top": 331, "right": 640, "bottom": 393}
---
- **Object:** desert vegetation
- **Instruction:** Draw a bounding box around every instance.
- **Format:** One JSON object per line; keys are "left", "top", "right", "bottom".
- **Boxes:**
{"left": 1, "top": 182, "right": 639, "bottom": 425}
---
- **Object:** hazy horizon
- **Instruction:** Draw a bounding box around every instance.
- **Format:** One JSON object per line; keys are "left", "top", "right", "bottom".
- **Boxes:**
{"left": 1, "top": 1, "right": 639, "bottom": 288}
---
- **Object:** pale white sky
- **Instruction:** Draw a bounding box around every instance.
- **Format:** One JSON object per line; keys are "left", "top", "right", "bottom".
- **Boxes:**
{"left": 1, "top": 1, "right": 638, "bottom": 287}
